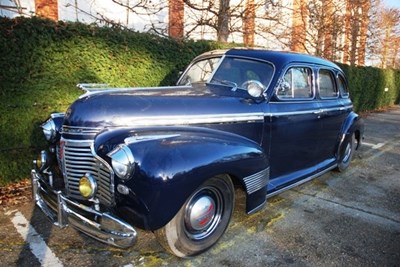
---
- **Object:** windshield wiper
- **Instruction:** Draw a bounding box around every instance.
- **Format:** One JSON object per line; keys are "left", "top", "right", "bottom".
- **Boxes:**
{"left": 209, "top": 78, "right": 238, "bottom": 91}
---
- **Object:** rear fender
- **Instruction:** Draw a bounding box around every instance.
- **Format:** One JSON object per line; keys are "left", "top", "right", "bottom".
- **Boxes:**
{"left": 338, "top": 111, "right": 364, "bottom": 153}
{"left": 94, "top": 126, "right": 269, "bottom": 230}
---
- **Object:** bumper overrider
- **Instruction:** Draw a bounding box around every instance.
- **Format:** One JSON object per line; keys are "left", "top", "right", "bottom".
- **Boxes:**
{"left": 31, "top": 169, "right": 137, "bottom": 248}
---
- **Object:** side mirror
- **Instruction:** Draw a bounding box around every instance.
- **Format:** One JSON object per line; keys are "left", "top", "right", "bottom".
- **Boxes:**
{"left": 241, "top": 80, "right": 265, "bottom": 98}
{"left": 277, "top": 81, "right": 291, "bottom": 95}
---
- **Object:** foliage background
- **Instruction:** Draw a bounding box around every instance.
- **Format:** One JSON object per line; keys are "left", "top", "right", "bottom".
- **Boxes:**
{"left": 0, "top": 17, "right": 399, "bottom": 185}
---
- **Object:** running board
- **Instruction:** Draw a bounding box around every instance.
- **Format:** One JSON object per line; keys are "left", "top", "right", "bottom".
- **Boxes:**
{"left": 266, "top": 164, "right": 337, "bottom": 199}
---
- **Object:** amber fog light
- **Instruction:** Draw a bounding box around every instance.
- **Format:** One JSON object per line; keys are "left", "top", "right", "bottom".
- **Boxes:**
{"left": 79, "top": 174, "right": 97, "bottom": 199}
{"left": 34, "top": 150, "right": 48, "bottom": 171}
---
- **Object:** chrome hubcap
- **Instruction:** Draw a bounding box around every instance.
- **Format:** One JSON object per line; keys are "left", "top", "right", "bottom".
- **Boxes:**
{"left": 343, "top": 142, "right": 352, "bottom": 163}
{"left": 184, "top": 187, "right": 223, "bottom": 240}
{"left": 188, "top": 196, "right": 216, "bottom": 231}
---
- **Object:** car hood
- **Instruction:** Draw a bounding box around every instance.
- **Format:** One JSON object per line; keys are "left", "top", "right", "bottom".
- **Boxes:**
{"left": 63, "top": 84, "right": 264, "bottom": 129}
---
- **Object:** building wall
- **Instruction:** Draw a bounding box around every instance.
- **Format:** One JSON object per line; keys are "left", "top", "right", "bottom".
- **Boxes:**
{"left": 0, "top": 0, "right": 299, "bottom": 52}
{"left": 0, "top": 0, "right": 35, "bottom": 17}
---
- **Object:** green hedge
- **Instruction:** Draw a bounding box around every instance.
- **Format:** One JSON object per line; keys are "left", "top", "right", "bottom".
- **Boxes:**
{"left": 0, "top": 16, "right": 232, "bottom": 185}
{"left": 338, "top": 63, "right": 400, "bottom": 112}
{"left": 0, "top": 17, "right": 399, "bottom": 185}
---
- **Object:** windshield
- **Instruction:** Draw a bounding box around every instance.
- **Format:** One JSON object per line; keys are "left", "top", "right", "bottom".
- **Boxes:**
{"left": 178, "top": 56, "right": 274, "bottom": 91}
{"left": 177, "top": 57, "right": 222, "bottom": 85}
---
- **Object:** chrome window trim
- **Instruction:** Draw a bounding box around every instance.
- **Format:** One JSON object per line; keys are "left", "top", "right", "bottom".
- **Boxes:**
{"left": 317, "top": 68, "right": 340, "bottom": 100}
{"left": 177, "top": 55, "right": 224, "bottom": 86}
{"left": 336, "top": 73, "right": 350, "bottom": 98}
{"left": 274, "top": 64, "right": 316, "bottom": 101}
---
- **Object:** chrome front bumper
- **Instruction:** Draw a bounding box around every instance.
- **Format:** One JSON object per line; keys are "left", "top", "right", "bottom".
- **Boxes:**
{"left": 31, "top": 170, "right": 137, "bottom": 248}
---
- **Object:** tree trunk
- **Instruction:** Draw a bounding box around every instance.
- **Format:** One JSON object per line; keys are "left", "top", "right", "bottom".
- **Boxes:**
{"left": 391, "top": 37, "right": 400, "bottom": 68}
{"left": 169, "top": 0, "right": 185, "bottom": 39}
{"left": 35, "top": 0, "right": 58, "bottom": 20}
{"left": 323, "top": 0, "right": 334, "bottom": 60}
{"left": 243, "top": 0, "right": 255, "bottom": 47}
{"left": 217, "top": 0, "right": 230, "bottom": 42}
{"left": 350, "top": 17, "right": 359, "bottom": 66}
{"left": 357, "top": 0, "right": 371, "bottom": 66}
{"left": 343, "top": 0, "right": 352, "bottom": 64}
{"left": 291, "top": 0, "right": 307, "bottom": 52}
{"left": 381, "top": 25, "right": 392, "bottom": 68}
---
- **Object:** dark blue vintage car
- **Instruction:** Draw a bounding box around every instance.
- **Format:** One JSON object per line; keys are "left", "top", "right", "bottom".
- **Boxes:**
{"left": 32, "top": 49, "right": 364, "bottom": 257}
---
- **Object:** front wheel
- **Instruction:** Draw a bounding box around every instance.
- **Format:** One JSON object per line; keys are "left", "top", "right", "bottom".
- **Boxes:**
{"left": 154, "top": 174, "right": 234, "bottom": 257}
{"left": 336, "top": 134, "right": 355, "bottom": 172}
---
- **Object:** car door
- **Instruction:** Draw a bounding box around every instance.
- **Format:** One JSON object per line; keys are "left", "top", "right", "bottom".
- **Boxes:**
{"left": 316, "top": 68, "right": 349, "bottom": 166}
{"left": 265, "top": 65, "right": 323, "bottom": 190}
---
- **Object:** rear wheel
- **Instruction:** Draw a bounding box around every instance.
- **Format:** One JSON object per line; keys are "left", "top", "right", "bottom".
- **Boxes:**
{"left": 154, "top": 174, "right": 234, "bottom": 257}
{"left": 336, "top": 134, "right": 355, "bottom": 172}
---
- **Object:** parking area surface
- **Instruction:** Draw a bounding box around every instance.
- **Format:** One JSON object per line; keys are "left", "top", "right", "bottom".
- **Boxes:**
{"left": 1, "top": 106, "right": 399, "bottom": 266}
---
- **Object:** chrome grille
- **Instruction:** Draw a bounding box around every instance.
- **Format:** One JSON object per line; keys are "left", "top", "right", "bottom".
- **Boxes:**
{"left": 62, "top": 139, "right": 114, "bottom": 206}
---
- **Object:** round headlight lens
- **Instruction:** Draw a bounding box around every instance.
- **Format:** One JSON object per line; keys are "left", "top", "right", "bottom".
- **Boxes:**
{"left": 108, "top": 145, "right": 135, "bottom": 180}
{"left": 79, "top": 174, "right": 97, "bottom": 199}
{"left": 247, "top": 81, "right": 265, "bottom": 98}
{"left": 42, "top": 119, "right": 57, "bottom": 142}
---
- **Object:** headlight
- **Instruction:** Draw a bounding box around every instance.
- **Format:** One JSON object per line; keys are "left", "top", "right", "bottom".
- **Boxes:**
{"left": 242, "top": 80, "right": 265, "bottom": 98}
{"left": 108, "top": 144, "right": 135, "bottom": 180}
{"left": 41, "top": 118, "right": 57, "bottom": 142}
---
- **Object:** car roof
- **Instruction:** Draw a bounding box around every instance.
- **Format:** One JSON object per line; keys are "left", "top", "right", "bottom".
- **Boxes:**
{"left": 195, "top": 48, "right": 341, "bottom": 71}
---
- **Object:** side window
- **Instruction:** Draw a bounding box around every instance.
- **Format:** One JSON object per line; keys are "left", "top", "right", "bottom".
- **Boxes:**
{"left": 318, "top": 69, "right": 338, "bottom": 98}
{"left": 277, "top": 67, "right": 313, "bottom": 99}
{"left": 337, "top": 74, "right": 349, "bottom": 97}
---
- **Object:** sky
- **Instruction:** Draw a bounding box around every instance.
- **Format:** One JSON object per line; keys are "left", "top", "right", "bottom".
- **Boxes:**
{"left": 382, "top": 0, "right": 400, "bottom": 9}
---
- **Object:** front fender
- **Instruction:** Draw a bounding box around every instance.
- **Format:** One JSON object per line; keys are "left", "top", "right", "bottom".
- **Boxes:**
{"left": 94, "top": 127, "right": 269, "bottom": 230}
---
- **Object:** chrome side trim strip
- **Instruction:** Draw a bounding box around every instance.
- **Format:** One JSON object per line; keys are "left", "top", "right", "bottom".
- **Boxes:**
{"left": 265, "top": 105, "right": 353, "bottom": 117}
{"left": 113, "top": 113, "right": 265, "bottom": 127}
{"left": 124, "top": 134, "right": 181, "bottom": 144}
{"left": 264, "top": 109, "right": 321, "bottom": 117}
{"left": 60, "top": 106, "right": 351, "bottom": 130}
{"left": 266, "top": 164, "right": 337, "bottom": 199}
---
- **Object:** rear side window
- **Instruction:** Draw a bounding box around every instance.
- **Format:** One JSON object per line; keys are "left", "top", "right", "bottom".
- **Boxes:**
{"left": 277, "top": 67, "right": 313, "bottom": 99}
{"left": 319, "top": 69, "right": 338, "bottom": 98}
{"left": 337, "top": 74, "right": 349, "bottom": 97}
